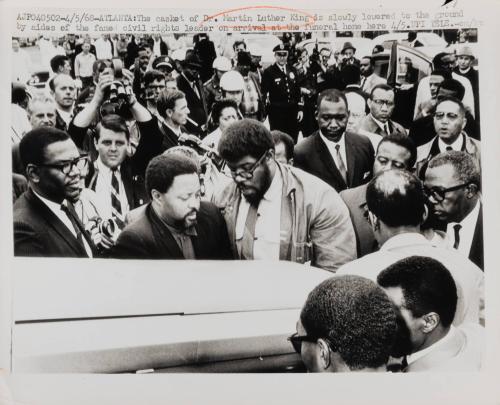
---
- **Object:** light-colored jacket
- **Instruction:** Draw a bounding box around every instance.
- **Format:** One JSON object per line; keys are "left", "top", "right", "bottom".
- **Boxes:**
{"left": 415, "top": 133, "right": 481, "bottom": 177}
{"left": 212, "top": 163, "right": 357, "bottom": 272}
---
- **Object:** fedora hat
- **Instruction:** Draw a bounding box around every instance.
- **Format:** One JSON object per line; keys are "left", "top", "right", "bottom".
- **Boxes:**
{"left": 341, "top": 41, "right": 356, "bottom": 54}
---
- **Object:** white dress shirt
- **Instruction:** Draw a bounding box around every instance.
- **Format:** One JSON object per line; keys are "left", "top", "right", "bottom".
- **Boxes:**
{"left": 235, "top": 168, "right": 282, "bottom": 260}
{"left": 32, "top": 190, "right": 92, "bottom": 257}
{"left": 446, "top": 200, "right": 480, "bottom": 257}
{"left": 407, "top": 326, "right": 455, "bottom": 365}
{"left": 438, "top": 135, "right": 464, "bottom": 153}
{"left": 319, "top": 131, "right": 347, "bottom": 173}
{"left": 94, "top": 159, "right": 130, "bottom": 220}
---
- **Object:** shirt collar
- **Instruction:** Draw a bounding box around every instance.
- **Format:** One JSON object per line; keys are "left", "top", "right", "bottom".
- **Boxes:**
{"left": 438, "top": 134, "right": 464, "bottom": 152}
{"left": 407, "top": 326, "right": 456, "bottom": 365}
{"left": 319, "top": 131, "right": 345, "bottom": 147}
{"left": 32, "top": 189, "right": 66, "bottom": 213}
{"left": 164, "top": 121, "right": 182, "bottom": 137}
{"left": 96, "top": 157, "right": 120, "bottom": 174}
{"left": 370, "top": 114, "right": 389, "bottom": 131}
{"left": 262, "top": 166, "right": 282, "bottom": 202}
{"left": 380, "top": 232, "right": 430, "bottom": 251}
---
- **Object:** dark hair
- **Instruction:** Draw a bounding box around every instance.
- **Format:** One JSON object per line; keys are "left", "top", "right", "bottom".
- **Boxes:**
{"left": 366, "top": 170, "right": 426, "bottom": 227}
{"left": 145, "top": 154, "right": 199, "bottom": 196}
{"left": 372, "top": 45, "right": 384, "bottom": 54}
{"left": 430, "top": 69, "right": 452, "bottom": 80}
{"left": 271, "top": 130, "right": 294, "bottom": 162}
{"left": 377, "top": 256, "right": 458, "bottom": 328}
{"left": 156, "top": 89, "right": 186, "bottom": 118}
{"left": 340, "top": 64, "right": 361, "bottom": 86}
{"left": 438, "top": 79, "right": 465, "bottom": 101}
{"left": 432, "top": 52, "right": 452, "bottom": 69}
{"left": 50, "top": 55, "right": 69, "bottom": 74}
{"left": 233, "top": 40, "right": 246, "bottom": 51}
{"left": 300, "top": 275, "right": 397, "bottom": 370}
{"left": 435, "top": 96, "right": 466, "bottom": 116}
{"left": 317, "top": 88, "right": 348, "bottom": 111}
{"left": 377, "top": 133, "right": 417, "bottom": 168}
{"left": 95, "top": 114, "right": 130, "bottom": 141}
{"left": 428, "top": 150, "right": 481, "bottom": 191}
{"left": 144, "top": 69, "right": 166, "bottom": 87}
{"left": 370, "top": 83, "right": 394, "bottom": 100}
{"left": 138, "top": 43, "right": 152, "bottom": 53}
{"left": 211, "top": 98, "right": 239, "bottom": 125}
{"left": 218, "top": 119, "right": 274, "bottom": 162}
{"left": 19, "top": 127, "right": 70, "bottom": 169}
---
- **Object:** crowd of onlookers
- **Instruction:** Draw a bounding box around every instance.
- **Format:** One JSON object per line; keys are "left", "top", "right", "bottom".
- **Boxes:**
{"left": 11, "top": 30, "right": 483, "bottom": 372}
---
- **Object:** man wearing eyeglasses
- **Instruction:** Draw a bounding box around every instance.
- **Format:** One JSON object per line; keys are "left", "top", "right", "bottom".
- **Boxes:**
{"left": 14, "top": 127, "right": 95, "bottom": 257}
{"left": 358, "top": 84, "right": 407, "bottom": 140}
{"left": 415, "top": 96, "right": 480, "bottom": 179}
{"left": 424, "top": 151, "right": 483, "bottom": 270}
{"left": 290, "top": 275, "right": 397, "bottom": 372}
{"left": 214, "top": 119, "right": 356, "bottom": 272}
{"left": 336, "top": 169, "right": 484, "bottom": 326}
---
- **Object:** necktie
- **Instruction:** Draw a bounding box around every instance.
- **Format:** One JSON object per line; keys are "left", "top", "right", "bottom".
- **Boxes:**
{"left": 111, "top": 170, "right": 125, "bottom": 229}
{"left": 60, "top": 201, "right": 87, "bottom": 253}
{"left": 453, "top": 224, "right": 462, "bottom": 249}
{"left": 240, "top": 202, "right": 259, "bottom": 260}
{"left": 383, "top": 122, "right": 391, "bottom": 136}
{"left": 360, "top": 76, "right": 366, "bottom": 91}
{"left": 335, "top": 144, "right": 348, "bottom": 184}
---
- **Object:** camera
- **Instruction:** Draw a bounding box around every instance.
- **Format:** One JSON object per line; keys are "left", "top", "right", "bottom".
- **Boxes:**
{"left": 94, "top": 58, "right": 134, "bottom": 104}
{"left": 86, "top": 217, "right": 119, "bottom": 240}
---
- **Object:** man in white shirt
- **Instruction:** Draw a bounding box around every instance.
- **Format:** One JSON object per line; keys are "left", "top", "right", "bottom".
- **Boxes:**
{"left": 49, "top": 74, "right": 77, "bottom": 131}
{"left": 424, "top": 151, "right": 483, "bottom": 270}
{"left": 11, "top": 37, "right": 32, "bottom": 83}
{"left": 214, "top": 119, "right": 356, "bottom": 272}
{"left": 94, "top": 34, "right": 114, "bottom": 60}
{"left": 75, "top": 39, "right": 97, "bottom": 89}
{"left": 14, "top": 127, "right": 95, "bottom": 257}
{"left": 336, "top": 169, "right": 484, "bottom": 326}
{"left": 378, "top": 256, "right": 483, "bottom": 372}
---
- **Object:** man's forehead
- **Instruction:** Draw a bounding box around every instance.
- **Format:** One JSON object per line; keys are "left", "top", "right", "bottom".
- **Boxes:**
{"left": 429, "top": 75, "right": 444, "bottom": 83}
{"left": 99, "top": 127, "right": 128, "bottom": 141}
{"left": 382, "top": 286, "right": 405, "bottom": 307}
{"left": 435, "top": 100, "right": 461, "bottom": 113}
{"left": 32, "top": 103, "right": 56, "bottom": 114}
{"left": 377, "top": 142, "right": 411, "bottom": 160}
{"left": 45, "top": 139, "right": 78, "bottom": 159}
{"left": 372, "top": 89, "right": 394, "bottom": 99}
{"left": 425, "top": 164, "right": 457, "bottom": 184}
{"left": 319, "top": 98, "right": 347, "bottom": 112}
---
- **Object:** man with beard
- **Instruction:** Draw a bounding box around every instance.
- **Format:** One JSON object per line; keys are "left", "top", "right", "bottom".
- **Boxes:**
{"left": 213, "top": 119, "right": 356, "bottom": 272}
{"left": 294, "top": 89, "right": 374, "bottom": 193}
{"left": 336, "top": 169, "right": 484, "bottom": 326}
{"left": 378, "top": 256, "right": 483, "bottom": 372}
{"left": 359, "top": 56, "right": 386, "bottom": 94}
{"left": 292, "top": 275, "right": 397, "bottom": 373}
{"left": 111, "top": 154, "right": 231, "bottom": 259}
{"left": 14, "top": 127, "right": 96, "bottom": 257}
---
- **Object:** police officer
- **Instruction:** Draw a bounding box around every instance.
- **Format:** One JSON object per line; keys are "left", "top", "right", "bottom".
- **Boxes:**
{"left": 261, "top": 43, "right": 303, "bottom": 143}
{"left": 203, "top": 56, "right": 232, "bottom": 113}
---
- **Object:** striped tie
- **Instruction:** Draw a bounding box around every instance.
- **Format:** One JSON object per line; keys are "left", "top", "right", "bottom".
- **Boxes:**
{"left": 111, "top": 170, "right": 125, "bottom": 229}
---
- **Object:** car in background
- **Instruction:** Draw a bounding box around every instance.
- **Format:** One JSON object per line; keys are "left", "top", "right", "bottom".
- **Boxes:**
{"left": 372, "top": 32, "right": 448, "bottom": 59}
{"left": 11, "top": 260, "right": 330, "bottom": 373}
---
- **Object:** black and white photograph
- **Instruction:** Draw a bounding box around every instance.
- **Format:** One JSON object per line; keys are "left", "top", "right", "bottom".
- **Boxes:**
{"left": 4, "top": 2, "right": 499, "bottom": 402}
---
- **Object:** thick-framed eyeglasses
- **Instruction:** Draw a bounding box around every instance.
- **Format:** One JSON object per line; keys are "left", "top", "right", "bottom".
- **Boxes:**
{"left": 287, "top": 333, "right": 336, "bottom": 354}
{"left": 371, "top": 99, "right": 395, "bottom": 107}
{"left": 38, "top": 156, "right": 89, "bottom": 175}
{"left": 423, "top": 182, "right": 471, "bottom": 202}
{"left": 225, "top": 151, "right": 268, "bottom": 180}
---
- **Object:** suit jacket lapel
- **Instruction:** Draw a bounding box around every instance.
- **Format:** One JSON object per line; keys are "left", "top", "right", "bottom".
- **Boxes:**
{"left": 148, "top": 205, "right": 184, "bottom": 258}
{"left": 344, "top": 132, "right": 356, "bottom": 186}
{"left": 120, "top": 162, "right": 135, "bottom": 208}
{"left": 27, "top": 190, "right": 88, "bottom": 256}
{"left": 469, "top": 203, "right": 483, "bottom": 270}
{"left": 314, "top": 133, "right": 347, "bottom": 188}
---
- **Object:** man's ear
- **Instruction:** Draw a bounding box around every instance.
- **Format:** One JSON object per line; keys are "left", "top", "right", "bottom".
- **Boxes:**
{"left": 466, "top": 183, "right": 479, "bottom": 198}
{"left": 422, "top": 203, "right": 429, "bottom": 223}
{"left": 421, "top": 312, "right": 440, "bottom": 334}
{"left": 317, "top": 338, "right": 332, "bottom": 370}
{"left": 267, "top": 148, "right": 275, "bottom": 160}
{"left": 151, "top": 189, "right": 162, "bottom": 204}
{"left": 25, "top": 164, "right": 40, "bottom": 184}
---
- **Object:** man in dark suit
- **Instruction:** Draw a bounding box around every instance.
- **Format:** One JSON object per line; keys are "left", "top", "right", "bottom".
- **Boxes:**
{"left": 112, "top": 154, "right": 231, "bottom": 259}
{"left": 424, "top": 151, "right": 483, "bottom": 270}
{"left": 14, "top": 127, "right": 95, "bottom": 257}
{"left": 261, "top": 43, "right": 303, "bottom": 142}
{"left": 176, "top": 51, "right": 208, "bottom": 136}
{"left": 340, "top": 133, "right": 417, "bottom": 258}
{"left": 294, "top": 89, "right": 374, "bottom": 193}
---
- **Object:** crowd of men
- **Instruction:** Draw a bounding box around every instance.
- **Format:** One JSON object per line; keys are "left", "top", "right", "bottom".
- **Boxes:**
{"left": 11, "top": 31, "right": 483, "bottom": 372}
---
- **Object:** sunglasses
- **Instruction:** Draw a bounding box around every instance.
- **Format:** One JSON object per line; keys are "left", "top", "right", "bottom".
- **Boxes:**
{"left": 423, "top": 182, "right": 471, "bottom": 202}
